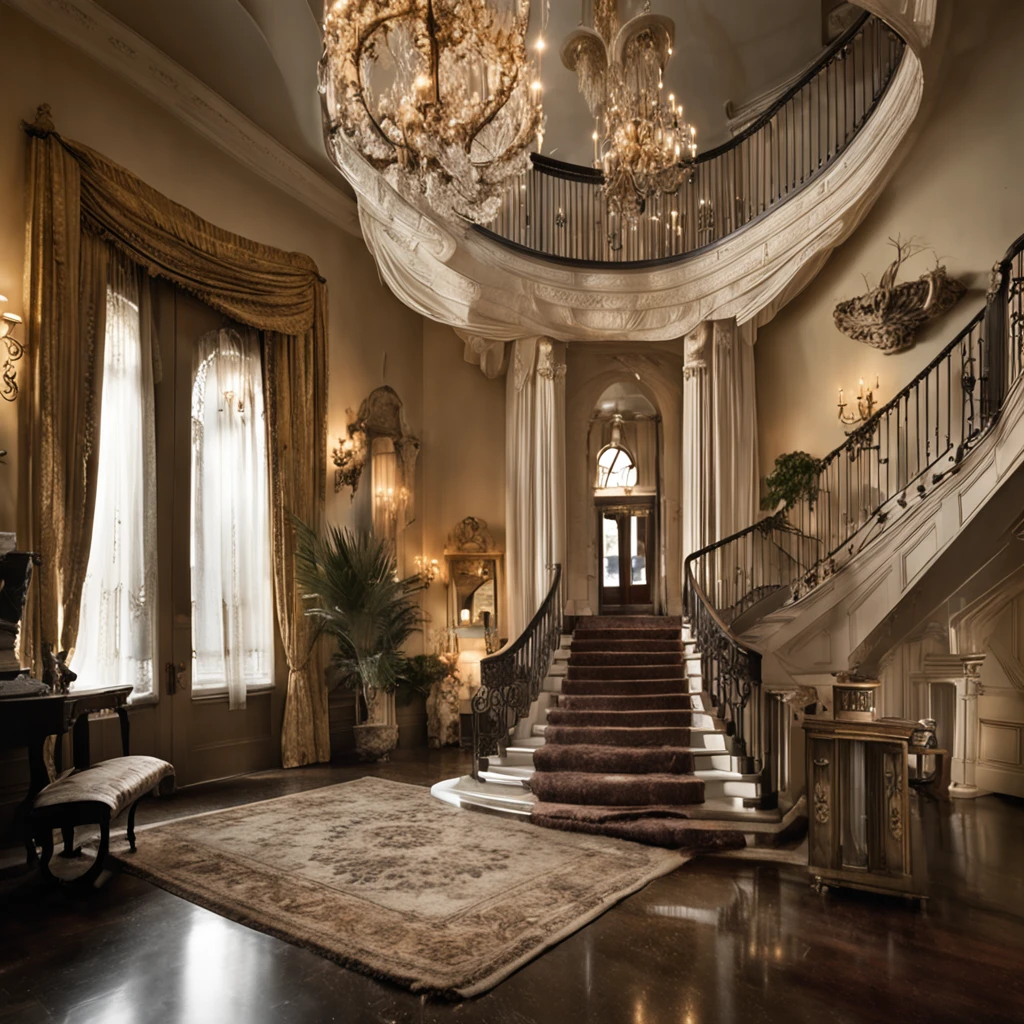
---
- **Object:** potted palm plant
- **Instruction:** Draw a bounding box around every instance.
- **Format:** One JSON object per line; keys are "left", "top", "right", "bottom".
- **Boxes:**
{"left": 295, "top": 522, "right": 424, "bottom": 762}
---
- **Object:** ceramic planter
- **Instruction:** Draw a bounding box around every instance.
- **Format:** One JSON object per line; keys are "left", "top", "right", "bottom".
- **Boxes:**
{"left": 353, "top": 723, "right": 399, "bottom": 762}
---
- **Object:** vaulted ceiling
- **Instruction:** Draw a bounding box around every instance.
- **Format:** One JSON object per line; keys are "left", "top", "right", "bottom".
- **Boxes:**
{"left": 94, "top": 0, "right": 836, "bottom": 180}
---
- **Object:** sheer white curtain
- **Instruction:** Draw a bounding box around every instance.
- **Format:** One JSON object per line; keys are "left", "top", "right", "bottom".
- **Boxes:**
{"left": 190, "top": 328, "right": 274, "bottom": 710}
{"left": 506, "top": 337, "right": 566, "bottom": 639}
{"left": 73, "top": 255, "right": 157, "bottom": 699}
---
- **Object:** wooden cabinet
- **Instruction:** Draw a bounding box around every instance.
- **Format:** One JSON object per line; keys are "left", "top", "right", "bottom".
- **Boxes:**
{"left": 803, "top": 717, "right": 926, "bottom": 898}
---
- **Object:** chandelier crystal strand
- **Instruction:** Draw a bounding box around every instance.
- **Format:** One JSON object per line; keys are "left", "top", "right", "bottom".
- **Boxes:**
{"left": 562, "top": 0, "right": 696, "bottom": 219}
{"left": 320, "top": 0, "right": 544, "bottom": 225}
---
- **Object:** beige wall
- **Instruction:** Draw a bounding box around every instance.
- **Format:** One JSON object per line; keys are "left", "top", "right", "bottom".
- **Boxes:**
{"left": 419, "top": 322, "right": 506, "bottom": 641}
{"left": 755, "top": 0, "right": 1019, "bottom": 481}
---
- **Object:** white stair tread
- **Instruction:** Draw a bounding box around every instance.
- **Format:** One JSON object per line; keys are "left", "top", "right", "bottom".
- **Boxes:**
{"left": 431, "top": 776, "right": 536, "bottom": 815}
{"left": 479, "top": 766, "right": 534, "bottom": 782}
{"left": 694, "top": 769, "right": 760, "bottom": 782}
{"left": 485, "top": 752, "right": 537, "bottom": 768}
{"left": 508, "top": 738, "right": 546, "bottom": 751}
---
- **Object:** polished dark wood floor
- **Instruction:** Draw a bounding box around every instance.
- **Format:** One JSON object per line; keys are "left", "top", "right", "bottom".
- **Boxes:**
{"left": 1, "top": 750, "right": 1022, "bottom": 1024}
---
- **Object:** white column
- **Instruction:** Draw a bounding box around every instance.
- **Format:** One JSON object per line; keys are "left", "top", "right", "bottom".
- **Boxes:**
{"left": 681, "top": 323, "right": 711, "bottom": 568}
{"left": 951, "top": 662, "right": 986, "bottom": 798}
{"left": 682, "top": 319, "right": 760, "bottom": 599}
{"left": 506, "top": 338, "right": 566, "bottom": 640}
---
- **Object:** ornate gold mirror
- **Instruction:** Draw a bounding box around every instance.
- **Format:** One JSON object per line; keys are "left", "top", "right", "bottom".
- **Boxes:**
{"left": 444, "top": 517, "right": 504, "bottom": 639}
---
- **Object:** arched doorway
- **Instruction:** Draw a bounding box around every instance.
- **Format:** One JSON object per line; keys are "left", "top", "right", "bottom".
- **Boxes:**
{"left": 591, "top": 383, "right": 660, "bottom": 615}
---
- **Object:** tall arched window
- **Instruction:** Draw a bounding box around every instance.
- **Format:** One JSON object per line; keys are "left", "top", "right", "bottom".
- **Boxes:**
{"left": 190, "top": 328, "right": 274, "bottom": 710}
{"left": 596, "top": 443, "right": 638, "bottom": 489}
{"left": 74, "top": 256, "right": 157, "bottom": 698}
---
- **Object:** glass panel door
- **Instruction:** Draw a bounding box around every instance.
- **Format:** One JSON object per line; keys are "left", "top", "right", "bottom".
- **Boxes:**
{"left": 600, "top": 513, "right": 622, "bottom": 605}
{"left": 597, "top": 503, "right": 654, "bottom": 611}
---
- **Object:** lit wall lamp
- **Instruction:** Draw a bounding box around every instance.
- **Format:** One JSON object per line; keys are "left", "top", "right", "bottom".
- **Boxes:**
{"left": 374, "top": 484, "right": 408, "bottom": 523}
{"left": 332, "top": 421, "right": 367, "bottom": 496}
{"left": 413, "top": 555, "right": 440, "bottom": 587}
{"left": 0, "top": 295, "right": 24, "bottom": 402}
{"left": 837, "top": 375, "right": 879, "bottom": 431}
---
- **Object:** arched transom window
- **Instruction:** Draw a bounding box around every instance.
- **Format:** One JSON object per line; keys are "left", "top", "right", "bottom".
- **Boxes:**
{"left": 596, "top": 444, "right": 638, "bottom": 489}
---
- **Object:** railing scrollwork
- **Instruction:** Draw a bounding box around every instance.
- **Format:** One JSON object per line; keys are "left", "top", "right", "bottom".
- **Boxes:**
{"left": 478, "top": 14, "right": 905, "bottom": 267}
{"left": 685, "top": 231, "right": 1024, "bottom": 810}
{"left": 471, "top": 565, "right": 562, "bottom": 780}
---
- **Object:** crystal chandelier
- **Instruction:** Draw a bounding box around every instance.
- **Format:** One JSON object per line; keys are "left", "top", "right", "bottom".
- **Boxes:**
{"left": 562, "top": 0, "right": 696, "bottom": 218}
{"left": 319, "top": 0, "right": 545, "bottom": 224}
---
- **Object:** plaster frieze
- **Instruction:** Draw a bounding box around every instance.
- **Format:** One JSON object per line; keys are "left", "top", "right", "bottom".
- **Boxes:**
{"left": 5, "top": 0, "right": 362, "bottom": 238}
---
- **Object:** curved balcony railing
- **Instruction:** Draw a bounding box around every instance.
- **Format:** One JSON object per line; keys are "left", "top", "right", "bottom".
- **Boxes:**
{"left": 471, "top": 565, "right": 562, "bottom": 780}
{"left": 476, "top": 13, "right": 904, "bottom": 267}
{"left": 684, "top": 233, "right": 1024, "bottom": 808}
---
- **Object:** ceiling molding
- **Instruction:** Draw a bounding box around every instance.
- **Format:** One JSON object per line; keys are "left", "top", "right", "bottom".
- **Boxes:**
{"left": 5, "top": 0, "right": 362, "bottom": 238}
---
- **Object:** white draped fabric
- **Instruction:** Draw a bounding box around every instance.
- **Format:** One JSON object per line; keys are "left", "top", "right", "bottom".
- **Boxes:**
{"left": 190, "top": 328, "right": 275, "bottom": 710}
{"left": 73, "top": 256, "right": 157, "bottom": 699}
{"left": 332, "top": 29, "right": 925, "bottom": 352}
{"left": 506, "top": 338, "right": 566, "bottom": 641}
{"left": 682, "top": 319, "right": 759, "bottom": 570}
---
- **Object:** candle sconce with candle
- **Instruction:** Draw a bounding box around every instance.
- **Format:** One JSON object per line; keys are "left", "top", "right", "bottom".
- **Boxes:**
{"left": 413, "top": 555, "right": 441, "bottom": 587}
{"left": 838, "top": 375, "right": 880, "bottom": 432}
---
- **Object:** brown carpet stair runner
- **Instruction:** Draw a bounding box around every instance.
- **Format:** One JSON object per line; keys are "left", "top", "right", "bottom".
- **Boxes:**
{"left": 519, "top": 615, "right": 749, "bottom": 850}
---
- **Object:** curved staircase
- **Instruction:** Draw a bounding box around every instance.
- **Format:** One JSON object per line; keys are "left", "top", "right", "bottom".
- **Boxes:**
{"left": 528, "top": 616, "right": 744, "bottom": 851}
{"left": 434, "top": 615, "right": 801, "bottom": 849}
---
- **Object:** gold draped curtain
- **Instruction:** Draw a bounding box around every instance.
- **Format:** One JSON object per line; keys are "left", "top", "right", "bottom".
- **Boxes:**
{"left": 19, "top": 105, "right": 330, "bottom": 768}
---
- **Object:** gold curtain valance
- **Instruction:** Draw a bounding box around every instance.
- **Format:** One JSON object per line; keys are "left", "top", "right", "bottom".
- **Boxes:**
{"left": 26, "top": 108, "right": 323, "bottom": 337}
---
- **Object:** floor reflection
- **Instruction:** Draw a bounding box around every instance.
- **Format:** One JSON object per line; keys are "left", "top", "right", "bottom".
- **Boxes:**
{"left": 1, "top": 761, "right": 1021, "bottom": 1024}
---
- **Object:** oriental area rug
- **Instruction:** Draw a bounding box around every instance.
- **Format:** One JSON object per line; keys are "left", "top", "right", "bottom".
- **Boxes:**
{"left": 111, "top": 777, "right": 686, "bottom": 997}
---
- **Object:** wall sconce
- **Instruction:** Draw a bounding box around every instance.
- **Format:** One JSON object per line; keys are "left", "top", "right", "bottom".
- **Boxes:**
{"left": 332, "top": 421, "right": 367, "bottom": 496}
{"left": 374, "top": 485, "right": 408, "bottom": 522}
{"left": 0, "top": 296, "right": 24, "bottom": 403}
{"left": 413, "top": 555, "right": 440, "bottom": 586}
{"left": 837, "top": 375, "right": 879, "bottom": 431}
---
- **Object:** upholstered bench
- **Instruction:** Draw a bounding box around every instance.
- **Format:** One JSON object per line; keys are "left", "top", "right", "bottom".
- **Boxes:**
{"left": 30, "top": 755, "right": 175, "bottom": 886}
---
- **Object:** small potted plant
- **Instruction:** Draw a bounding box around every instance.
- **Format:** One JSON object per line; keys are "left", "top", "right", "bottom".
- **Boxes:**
{"left": 761, "top": 450, "right": 823, "bottom": 514}
{"left": 295, "top": 522, "right": 424, "bottom": 761}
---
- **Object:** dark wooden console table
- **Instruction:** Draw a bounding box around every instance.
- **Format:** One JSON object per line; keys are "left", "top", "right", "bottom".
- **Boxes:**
{"left": 803, "top": 716, "right": 927, "bottom": 900}
{"left": 0, "top": 685, "right": 133, "bottom": 864}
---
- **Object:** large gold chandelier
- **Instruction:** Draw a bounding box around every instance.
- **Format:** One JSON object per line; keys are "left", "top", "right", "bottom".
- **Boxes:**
{"left": 562, "top": 0, "right": 696, "bottom": 218}
{"left": 320, "top": 0, "right": 544, "bottom": 224}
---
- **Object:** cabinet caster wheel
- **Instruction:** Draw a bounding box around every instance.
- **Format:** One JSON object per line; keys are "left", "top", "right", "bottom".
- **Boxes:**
{"left": 812, "top": 876, "right": 830, "bottom": 894}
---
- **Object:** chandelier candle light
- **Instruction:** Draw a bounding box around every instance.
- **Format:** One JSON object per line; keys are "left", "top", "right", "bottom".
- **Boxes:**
{"left": 320, "top": 0, "right": 545, "bottom": 224}
{"left": 562, "top": 0, "right": 696, "bottom": 218}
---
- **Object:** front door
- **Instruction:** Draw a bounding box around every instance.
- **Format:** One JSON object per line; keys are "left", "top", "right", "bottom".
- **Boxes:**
{"left": 598, "top": 502, "right": 655, "bottom": 613}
